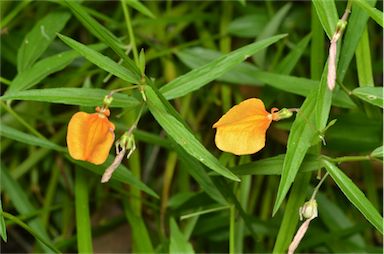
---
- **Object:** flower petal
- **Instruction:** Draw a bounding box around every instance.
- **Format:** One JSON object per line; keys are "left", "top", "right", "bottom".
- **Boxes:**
{"left": 67, "top": 112, "right": 115, "bottom": 165}
{"left": 213, "top": 98, "right": 272, "bottom": 155}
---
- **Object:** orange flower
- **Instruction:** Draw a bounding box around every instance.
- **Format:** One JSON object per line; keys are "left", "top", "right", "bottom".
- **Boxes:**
{"left": 213, "top": 98, "right": 281, "bottom": 155}
{"left": 67, "top": 106, "right": 115, "bottom": 165}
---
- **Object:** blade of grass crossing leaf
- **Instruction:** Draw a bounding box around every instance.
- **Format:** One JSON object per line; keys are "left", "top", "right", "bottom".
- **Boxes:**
{"left": 0, "top": 125, "right": 65, "bottom": 152}
{"left": 2, "top": 212, "right": 59, "bottom": 253}
{"left": 123, "top": 200, "right": 154, "bottom": 253}
{"left": 352, "top": 87, "right": 383, "bottom": 108}
{"left": 353, "top": 0, "right": 384, "bottom": 27}
{"left": 75, "top": 169, "right": 93, "bottom": 253}
{"left": 144, "top": 85, "right": 239, "bottom": 182}
{"left": 70, "top": 157, "right": 159, "bottom": 198}
{"left": 310, "top": 3, "right": 325, "bottom": 80}
{"left": 124, "top": 0, "right": 155, "bottom": 19}
{"left": 322, "top": 159, "right": 383, "bottom": 234}
{"left": 58, "top": 34, "right": 140, "bottom": 84}
{"left": 64, "top": 0, "right": 140, "bottom": 77}
{"left": 17, "top": 11, "right": 71, "bottom": 72}
{"left": 9, "top": 44, "right": 106, "bottom": 93}
{"left": 252, "top": 3, "right": 291, "bottom": 66}
{"left": 0, "top": 199, "right": 7, "bottom": 242}
{"left": 160, "top": 34, "right": 287, "bottom": 99}
{"left": 355, "top": 28, "right": 375, "bottom": 87}
{"left": 312, "top": 0, "right": 338, "bottom": 39}
{"left": 272, "top": 172, "right": 312, "bottom": 253}
{"left": 1, "top": 88, "right": 141, "bottom": 108}
{"left": 273, "top": 89, "right": 317, "bottom": 215}
{"left": 170, "top": 218, "right": 195, "bottom": 254}
{"left": 274, "top": 33, "right": 311, "bottom": 74}
{"left": 337, "top": 0, "right": 377, "bottom": 81}
{"left": 0, "top": 164, "right": 54, "bottom": 252}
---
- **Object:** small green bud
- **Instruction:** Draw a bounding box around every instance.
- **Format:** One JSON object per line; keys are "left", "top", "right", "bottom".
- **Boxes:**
{"left": 299, "top": 199, "right": 318, "bottom": 220}
{"left": 276, "top": 108, "right": 293, "bottom": 120}
{"left": 103, "top": 95, "right": 114, "bottom": 107}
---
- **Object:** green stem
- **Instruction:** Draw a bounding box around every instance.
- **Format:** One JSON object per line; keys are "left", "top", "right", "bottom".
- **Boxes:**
{"left": 229, "top": 205, "right": 235, "bottom": 254}
{"left": 0, "top": 101, "right": 46, "bottom": 140}
{"left": 310, "top": 172, "right": 329, "bottom": 201}
{"left": 323, "top": 155, "right": 371, "bottom": 163}
{"left": 121, "top": 0, "right": 139, "bottom": 65}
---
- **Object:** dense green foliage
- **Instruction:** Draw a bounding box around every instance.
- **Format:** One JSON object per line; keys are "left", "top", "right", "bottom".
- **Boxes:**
{"left": 1, "top": 1, "right": 383, "bottom": 253}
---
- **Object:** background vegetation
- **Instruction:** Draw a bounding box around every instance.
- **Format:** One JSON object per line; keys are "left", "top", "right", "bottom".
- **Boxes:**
{"left": 1, "top": 0, "right": 383, "bottom": 253}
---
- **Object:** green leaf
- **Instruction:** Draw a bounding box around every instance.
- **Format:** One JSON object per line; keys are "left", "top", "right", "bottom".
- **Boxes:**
{"left": 1, "top": 212, "right": 59, "bottom": 253}
{"left": 228, "top": 14, "right": 268, "bottom": 38}
{"left": 170, "top": 218, "right": 195, "bottom": 254}
{"left": 64, "top": 0, "right": 140, "bottom": 76}
{"left": 352, "top": 87, "right": 383, "bottom": 108}
{"left": 1, "top": 164, "right": 55, "bottom": 252}
{"left": 124, "top": 0, "right": 155, "bottom": 19}
{"left": 17, "top": 11, "right": 71, "bottom": 72}
{"left": 1, "top": 88, "right": 140, "bottom": 108}
{"left": 145, "top": 85, "right": 240, "bottom": 182}
{"left": 0, "top": 125, "right": 65, "bottom": 152}
{"left": 371, "top": 146, "right": 383, "bottom": 159}
{"left": 252, "top": 3, "right": 291, "bottom": 66}
{"left": 353, "top": 0, "right": 384, "bottom": 27}
{"left": 75, "top": 170, "right": 93, "bottom": 253}
{"left": 322, "top": 159, "right": 383, "bottom": 234}
{"left": 70, "top": 156, "right": 159, "bottom": 198}
{"left": 274, "top": 33, "right": 312, "bottom": 74}
{"left": 123, "top": 200, "right": 154, "bottom": 253}
{"left": 274, "top": 52, "right": 333, "bottom": 214}
{"left": 0, "top": 199, "right": 7, "bottom": 242}
{"left": 232, "top": 154, "right": 320, "bottom": 176}
{"left": 272, "top": 173, "right": 312, "bottom": 253}
{"left": 58, "top": 34, "right": 140, "bottom": 84}
{"left": 338, "top": 0, "right": 377, "bottom": 81}
{"left": 175, "top": 47, "right": 355, "bottom": 109}
{"left": 160, "top": 34, "right": 287, "bottom": 99}
{"left": 9, "top": 44, "right": 106, "bottom": 93}
{"left": 312, "top": 0, "right": 339, "bottom": 39}
{"left": 273, "top": 88, "right": 318, "bottom": 215}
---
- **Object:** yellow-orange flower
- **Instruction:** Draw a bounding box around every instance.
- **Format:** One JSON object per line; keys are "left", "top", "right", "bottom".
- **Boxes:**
{"left": 67, "top": 107, "right": 115, "bottom": 165}
{"left": 213, "top": 98, "right": 279, "bottom": 155}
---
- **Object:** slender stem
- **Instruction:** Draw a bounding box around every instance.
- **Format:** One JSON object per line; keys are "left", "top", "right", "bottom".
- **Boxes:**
{"left": 229, "top": 205, "right": 235, "bottom": 254}
{"left": 310, "top": 172, "right": 329, "bottom": 200}
{"left": 323, "top": 155, "right": 371, "bottom": 163}
{"left": 121, "top": 0, "right": 139, "bottom": 65}
{"left": 0, "top": 101, "right": 46, "bottom": 140}
{"left": 0, "top": 76, "right": 11, "bottom": 86}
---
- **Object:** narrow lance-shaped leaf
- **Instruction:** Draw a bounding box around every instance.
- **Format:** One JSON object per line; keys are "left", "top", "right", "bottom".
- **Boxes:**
{"left": 353, "top": 0, "right": 384, "bottom": 27}
{"left": 145, "top": 85, "right": 240, "bottom": 182}
{"left": 322, "top": 159, "right": 383, "bottom": 234}
{"left": 0, "top": 199, "right": 7, "bottom": 242}
{"left": 64, "top": 0, "right": 140, "bottom": 76}
{"left": 58, "top": 34, "right": 140, "bottom": 84}
{"left": 312, "top": 0, "right": 339, "bottom": 39}
{"left": 17, "top": 11, "right": 71, "bottom": 72}
{"left": 160, "top": 34, "right": 287, "bottom": 100}
{"left": 352, "top": 87, "right": 383, "bottom": 108}
{"left": 1, "top": 88, "right": 140, "bottom": 108}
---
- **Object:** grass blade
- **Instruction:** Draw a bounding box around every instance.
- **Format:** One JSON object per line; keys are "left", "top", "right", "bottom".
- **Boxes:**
{"left": 145, "top": 85, "right": 240, "bottom": 182}
{"left": 337, "top": 0, "right": 377, "bottom": 81}
{"left": 0, "top": 199, "right": 7, "bottom": 242}
{"left": 0, "top": 125, "right": 65, "bottom": 152}
{"left": 9, "top": 44, "right": 106, "bottom": 93}
{"left": 17, "top": 11, "right": 71, "bottom": 72}
{"left": 160, "top": 34, "right": 287, "bottom": 99}
{"left": 322, "top": 159, "right": 383, "bottom": 234}
{"left": 1, "top": 88, "right": 140, "bottom": 108}
{"left": 170, "top": 218, "right": 195, "bottom": 254}
{"left": 312, "top": 0, "right": 338, "bottom": 39}
{"left": 352, "top": 87, "right": 383, "bottom": 108}
{"left": 75, "top": 169, "right": 93, "bottom": 253}
{"left": 124, "top": 0, "right": 155, "bottom": 19}
{"left": 64, "top": 0, "right": 140, "bottom": 76}
{"left": 1, "top": 164, "right": 55, "bottom": 252}
{"left": 353, "top": 0, "right": 383, "bottom": 27}
{"left": 58, "top": 34, "right": 140, "bottom": 84}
